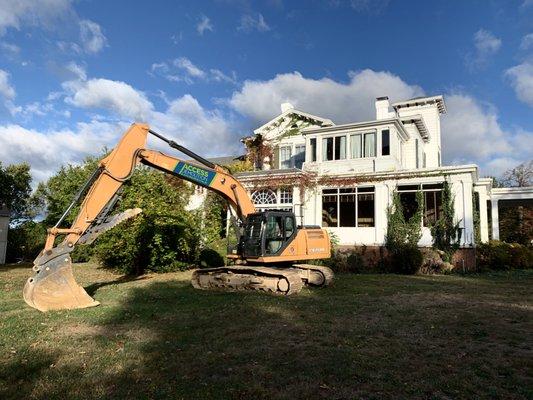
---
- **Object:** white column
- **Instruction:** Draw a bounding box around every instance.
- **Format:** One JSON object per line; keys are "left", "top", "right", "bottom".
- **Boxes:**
{"left": 461, "top": 180, "right": 474, "bottom": 246}
{"left": 491, "top": 199, "right": 499, "bottom": 240}
{"left": 477, "top": 190, "right": 489, "bottom": 243}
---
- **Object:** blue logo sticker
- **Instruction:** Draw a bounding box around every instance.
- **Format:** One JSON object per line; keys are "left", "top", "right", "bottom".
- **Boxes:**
{"left": 174, "top": 161, "right": 216, "bottom": 187}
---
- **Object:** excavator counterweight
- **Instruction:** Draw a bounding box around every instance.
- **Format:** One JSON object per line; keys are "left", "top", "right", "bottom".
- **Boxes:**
{"left": 24, "top": 123, "right": 333, "bottom": 312}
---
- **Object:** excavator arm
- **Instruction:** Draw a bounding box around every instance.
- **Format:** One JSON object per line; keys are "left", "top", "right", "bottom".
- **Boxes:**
{"left": 23, "top": 123, "right": 255, "bottom": 312}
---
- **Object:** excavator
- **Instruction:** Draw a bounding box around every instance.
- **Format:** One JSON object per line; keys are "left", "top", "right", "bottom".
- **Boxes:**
{"left": 23, "top": 123, "right": 334, "bottom": 312}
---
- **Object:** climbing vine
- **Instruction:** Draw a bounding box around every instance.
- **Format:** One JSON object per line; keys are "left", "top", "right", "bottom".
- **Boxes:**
{"left": 430, "top": 180, "right": 462, "bottom": 262}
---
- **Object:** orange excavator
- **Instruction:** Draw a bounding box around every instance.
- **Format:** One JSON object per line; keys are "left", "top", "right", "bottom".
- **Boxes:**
{"left": 23, "top": 123, "right": 333, "bottom": 312}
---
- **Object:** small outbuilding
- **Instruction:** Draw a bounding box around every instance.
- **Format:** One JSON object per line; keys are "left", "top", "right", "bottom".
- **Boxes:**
{"left": 0, "top": 205, "right": 9, "bottom": 264}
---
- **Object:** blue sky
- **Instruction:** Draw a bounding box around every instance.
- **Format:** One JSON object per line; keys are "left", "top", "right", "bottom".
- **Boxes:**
{"left": 0, "top": 0, "right": 532, "bottom": 183}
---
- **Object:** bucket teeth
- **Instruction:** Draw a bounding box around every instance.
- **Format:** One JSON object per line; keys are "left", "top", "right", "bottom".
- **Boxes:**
{"left": 23, "top": 254, "right": 99, "bottom": 312}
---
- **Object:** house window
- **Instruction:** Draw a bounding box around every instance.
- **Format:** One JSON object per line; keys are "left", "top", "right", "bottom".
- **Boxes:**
{"left": 423, "top": 152, "right": 426, "bottom": 168}
{"left": 309, "top": 138, "right": 317, "bottom": 162}
{"left": 350, "top": 133, "right": 376, "bottom": 158}
{"left": 251, "top": 189, "right": 277, "bottom": 205}
{"left": 364, "top": 133, "right": 376, "bottom": 157}
{"left": 280, "top": 188, "right": 293, "bottom": 204}
{"left": 321, "top": 187, "right": 375, "bottom": 227}
{"left": 280, "top": 146, "right": 292, "bottom": 169}
{"left": 397, "top": 184, "right": 443, "bottom": 226}
{"left": 322, "top": 136, "right": 345, "bottom": 161}
{"left": 381, "top": 129, "right": 390, "bottom": 156}
{"left": 350, "top": 134, "right": 362, "bottom": 158}
{"left": 294, "top": 145, "right": 305, "bottom": 169}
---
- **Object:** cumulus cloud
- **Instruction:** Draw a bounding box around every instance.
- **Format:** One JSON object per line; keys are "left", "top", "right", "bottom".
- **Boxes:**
{"left": 0, "top": 69, "right": 16, "bottom": 99}
{"left": 465, "top": 29, "right": 502, "bottom": 70}
{"left": 237, "top": 14, "right": 270, "bottom": 32}
{"left": 505, "top": 62, "right": 533, "bottom": 108}
{"left": 79, "top": 19, "right": 107, "bottom": 54}
{"left": 0, "top": 0, "right": 74, "bottom": 35}
{"left": 0, "top": 121, "right": 127, "bottom": 183}
{"left": 228, "top": 70, "right": 423, "bottom": 123}
{"left": 196, "top": 15, "right": 213, "bottom": 35}
{"left": 63, "top": 78, "right": 154, "bottom": 120}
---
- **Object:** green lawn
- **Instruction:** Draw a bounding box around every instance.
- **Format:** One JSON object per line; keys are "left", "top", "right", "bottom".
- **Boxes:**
{"left": 1, "top": 263, "right": 532, "bottom": 400}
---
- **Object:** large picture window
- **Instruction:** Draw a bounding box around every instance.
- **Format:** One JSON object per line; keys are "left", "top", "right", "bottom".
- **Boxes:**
{"left": 322, "top": 187, "right": 375, "bottom": 227}
{"left": 350, "top": 132, "right": 376, "bottom": 158}
{"left": 397, "top": 183, "right": 443, "bottom": 226}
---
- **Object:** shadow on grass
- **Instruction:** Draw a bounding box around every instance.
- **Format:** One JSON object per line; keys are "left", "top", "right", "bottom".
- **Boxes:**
{"left": 84, "top": 275, "right": 151, "bottom": 297}
{"left": 1, "top": 271, "right": 532, "bottom": 400}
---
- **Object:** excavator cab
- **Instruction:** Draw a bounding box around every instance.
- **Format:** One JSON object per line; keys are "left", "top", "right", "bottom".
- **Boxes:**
{"left": 240, "top": 211, "right": 297, "bottom": 258}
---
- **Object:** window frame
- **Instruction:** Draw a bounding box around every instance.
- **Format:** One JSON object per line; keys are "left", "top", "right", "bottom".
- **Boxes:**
{"left": 321, "top": 186, "right": 375, "bottom": 228}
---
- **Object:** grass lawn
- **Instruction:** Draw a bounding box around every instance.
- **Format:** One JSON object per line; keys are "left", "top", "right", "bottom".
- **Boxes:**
{"left": 1, "top": 263, "right": 532, "bottom": 400}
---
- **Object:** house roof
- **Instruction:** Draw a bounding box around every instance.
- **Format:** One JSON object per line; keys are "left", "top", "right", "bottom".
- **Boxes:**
{"left": 392, "top": 95, "right": 447, "bottom": 114}
{"left": 400, "top": 114, "right": 430, "bottom": 141}
{"left": 253, "top": 108, "right": 334, "bottom": 136}
{"left": 206, "top": 155, "right": 246, "bottom": 166}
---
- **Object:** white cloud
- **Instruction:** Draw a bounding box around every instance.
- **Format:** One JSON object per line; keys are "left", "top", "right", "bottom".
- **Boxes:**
{"left": 466, "top": 29, "right": 502, "bottom": 70}
{"left": 0, "top": 69, "right": 15, "bottom": 99}
{"left": 79, "top": 19, "right": 107, "bottom": 54}
{"left": 174, "top": 57, "right": 206, "bottom": 80}
{"left": 520, "top": 33, "right": 533, "bottom": 50}
{"left": 151, "top": 94, "right": 239, "bottom": 155}
{"left": 0, "top": 0, "right": 74, "bottom": 35}
{"left": 150, "top": 57, "right": 237, "bottom": 85}
{"left": 0, "top": 41, "right": 20, "bottom": 55}
{"left": 0, "top": 121, "right": 127, "bottom": 183}
{"left": 196, "top": 15, "right": 213, "bottom": 35}
{"left": 63, "top": 78, "right": 153, "bottom": 120}
{"left": 237, "top": 14, "right": 270, "bottom": 32}
{"left": 505, "top": 62, "right": 533, "bottom": 108}
{"left": 441, "top": 94, "right": 511, "bottom": 162}
{"left": 228, "top": 70, "right": 423, "bottom": 123}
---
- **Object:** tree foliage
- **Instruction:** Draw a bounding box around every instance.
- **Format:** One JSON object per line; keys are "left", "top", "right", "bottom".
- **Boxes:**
{"left": 430, "top": 180, "right": 462, "bottom": 262}
{"left": 385, "top": 190, "right": 424, "bottom": 274}
{"left": 0, "top": 162, "right": 33, "bottom": 222}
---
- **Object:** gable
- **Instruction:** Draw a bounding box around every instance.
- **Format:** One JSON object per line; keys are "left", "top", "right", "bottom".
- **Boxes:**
{"left": 254, "top": 109, "right": 334, "bottom": 142}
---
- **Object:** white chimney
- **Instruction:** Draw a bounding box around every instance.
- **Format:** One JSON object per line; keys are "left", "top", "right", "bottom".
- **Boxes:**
{"left": 281, "top": 102, "right": 294, "bottom": 113}
{"left": 375, "top": 96, "right": 390, "bottom": 120}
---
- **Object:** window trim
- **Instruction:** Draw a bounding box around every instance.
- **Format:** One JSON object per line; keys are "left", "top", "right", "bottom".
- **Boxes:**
{"left": 321, "top": 186, "right": 375, "bottom": 228}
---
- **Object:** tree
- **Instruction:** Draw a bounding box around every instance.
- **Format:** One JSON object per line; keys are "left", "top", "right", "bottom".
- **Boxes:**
{"left": 430, "top": 181, "right": 462, "bottom": 262}
{"left": 0, "top": 162, "right": 33, "bottom": 223}
{"left": 501, "top": 160, "right": 532, "bottom": 187}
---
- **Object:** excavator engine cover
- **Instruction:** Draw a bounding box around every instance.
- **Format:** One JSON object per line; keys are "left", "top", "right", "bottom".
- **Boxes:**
{"left": 23, "top": 248, "right": 99, "bottom": 312}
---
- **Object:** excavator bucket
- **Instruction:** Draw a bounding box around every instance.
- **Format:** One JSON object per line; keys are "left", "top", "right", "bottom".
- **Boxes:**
{"left": 23, "top": 253, "right": 99, "bottom": 312}
{"left": 23, "top": 208, "right": 142, "bottom": 312}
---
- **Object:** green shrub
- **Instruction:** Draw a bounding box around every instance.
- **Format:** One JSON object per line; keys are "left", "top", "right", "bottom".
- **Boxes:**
{"left": 390, "top": 245, "right": 423, "bottom": 275}
{"left": 477, "top": 241, "right": 533, "bottom": 271}
{"left": 198, "top": 248, "right": 225, "bottom": 268}
{"left": 323, "top": 247, "right": 367, "bottom": 273}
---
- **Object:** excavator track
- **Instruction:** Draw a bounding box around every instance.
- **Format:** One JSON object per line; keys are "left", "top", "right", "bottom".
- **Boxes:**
{"left": 291, "top": 264, "right": 334, "bottom": 287}
{"left": 191, "top": 266, "right": 304, "bottom": 295}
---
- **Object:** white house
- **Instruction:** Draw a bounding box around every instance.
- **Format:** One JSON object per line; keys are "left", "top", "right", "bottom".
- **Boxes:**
{"left": 233, "top": 95, "right": 532, "bottom": 248}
